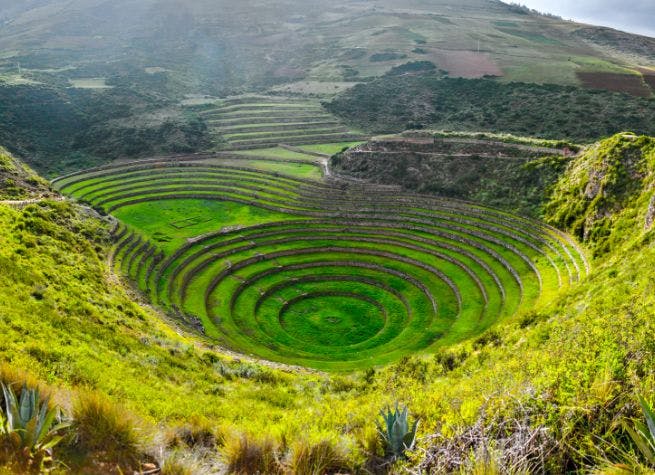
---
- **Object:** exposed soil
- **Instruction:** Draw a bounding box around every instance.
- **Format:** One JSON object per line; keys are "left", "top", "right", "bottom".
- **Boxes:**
{"left": 576, "top": 71, "right": 652, "bottom": 97}
{"left": 427, "top": 49, "right": 503, "bottom": 78}
{"left": 637, "top": 68, "right": 655, "bottom": 92}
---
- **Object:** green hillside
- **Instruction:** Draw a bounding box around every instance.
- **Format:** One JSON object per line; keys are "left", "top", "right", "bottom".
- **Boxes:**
{"left": 0, "top": 148, "right": 52, "bottom": 200}
{"left": 331, "top": 132, "right": 576, "bottom": 216}
{"left": 1, "top": 136, "right": 655, "bottom": 472}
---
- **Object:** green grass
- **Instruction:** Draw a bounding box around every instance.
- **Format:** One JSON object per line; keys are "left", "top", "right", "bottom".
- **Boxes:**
{"left": 224, "top": 128, "right": 347, "bottom": 140}
{"left": 297, "top": 142, "right": 365, "bottom": 155}
{"left": 112, "top": 199, "right": 291, "bottom": 253}
{"left": 233, "top": 147, "right": 320, "bottom": 160}
{"left": 224, "top": 159, "right": 323, "bottom": 179}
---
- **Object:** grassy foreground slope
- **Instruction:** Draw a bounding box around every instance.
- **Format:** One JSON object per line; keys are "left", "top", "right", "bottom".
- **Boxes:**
{"left": 1, "top": 136, "right": 655, "bottom": 472}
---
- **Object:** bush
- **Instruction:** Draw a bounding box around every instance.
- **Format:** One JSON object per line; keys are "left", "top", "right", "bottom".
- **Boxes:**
{"left": 434, "top": 349, "right": 469, "bottom": 374}
{"left": 0, "top": 365, "right": 48, "bottom": 401}
{"left": 71, "top": 391, "right": 143, "bottom": 468}
{"left": 166, "top": 417, "right": 223, "bottom": 449}
{"left": 159, "top": 451, "right": 200, "bottom": 475}
{"left": 285, "top": 439, "right": 350, "bottom": 475}
{"left": 222, "top": 433, "right": 281, "bottom": 475}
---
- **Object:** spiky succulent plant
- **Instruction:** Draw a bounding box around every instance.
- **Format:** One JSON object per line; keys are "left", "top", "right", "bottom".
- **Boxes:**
{"left": 376, "top": 403, "right": 419, "bottom": 459}
{"left": 0, "top": 383, "right": 70, "bottom": 472}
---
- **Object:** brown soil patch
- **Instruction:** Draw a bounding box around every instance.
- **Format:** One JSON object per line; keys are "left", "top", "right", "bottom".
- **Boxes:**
{"left": 428, "top": 50, "right": 503, "bottom": 78}
{"left": 273, "top": 66, "right": 305, "bottom": 79}
{"left": 577, "top": 71, "right": 651, "bottom": 97}
{"left": 637, "top": 68, "right": 655, "bottom": 91}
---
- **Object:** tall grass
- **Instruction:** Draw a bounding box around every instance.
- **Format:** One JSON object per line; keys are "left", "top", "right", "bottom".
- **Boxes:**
{"left": 285, "top": 438, "right": 350, "bottom": 475}
{"left": 71, "top": 391, "right": 144, "bottom": 469}
{"left": 222, "top": 432, "right": 282, "bottom": 474}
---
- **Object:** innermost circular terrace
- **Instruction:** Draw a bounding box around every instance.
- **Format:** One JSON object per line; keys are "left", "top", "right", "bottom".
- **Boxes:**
{"left": 279, "top": 293, "right": 386, "bottom": 347}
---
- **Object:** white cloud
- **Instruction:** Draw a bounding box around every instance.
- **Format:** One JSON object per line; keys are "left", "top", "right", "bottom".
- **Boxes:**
{"left": 506, "top": 0, "right": 655, "bottom": 37}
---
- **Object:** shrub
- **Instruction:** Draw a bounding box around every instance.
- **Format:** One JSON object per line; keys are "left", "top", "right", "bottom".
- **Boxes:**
{"left": 159, "top": 450, "right": 200, "bottom": 475}
{"left": 71, "top": 391, "right": 143, "bottom": 468}
{"left": 434, "top": 349, "right": 469, "bottom": 374}
{"left": 166, "top": 417, "right": 223, "bottom": 449}
{"left": 0, "top": 365, "right": 47, "bottom": 400}
{"left": 377, "top": 403, "right": 419, "bottom": 460}
{"left": 285, "top": 438, "right": 350, "bottom": 475}
{"left": 0, "top": 383, "right": 70, "bottom": 473}
{"left": 222, "top": 433, "right": 281, "bottom": 474}
{"left": 473, "top": 330, "right": 502, "bottom": 350}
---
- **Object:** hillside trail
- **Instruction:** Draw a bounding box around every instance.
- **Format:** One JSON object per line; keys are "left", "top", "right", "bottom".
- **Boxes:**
{"left": 0, "top": 196, "right": 66, "bottom": 207}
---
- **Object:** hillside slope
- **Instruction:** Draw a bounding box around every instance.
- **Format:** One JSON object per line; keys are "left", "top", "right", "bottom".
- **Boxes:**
{"left": 1, "top": 0, "right": 654, "bottom": 176}
{"left": 0, "top": 0, "right": 653, "bottom": 94}
{"left": 0, "top": 147, "right": 52, "bottom": 200}
{"left": 1, "top": 137, "right": 655, "bottom": 472}
{"left": 326, "top": 75, "right": 655, "bottom": 141}
{"left": 331, "top": 132, "right": 574, "bottom": 216}
{"left": 546, "top": 133, "right": 655, "bottom": 256}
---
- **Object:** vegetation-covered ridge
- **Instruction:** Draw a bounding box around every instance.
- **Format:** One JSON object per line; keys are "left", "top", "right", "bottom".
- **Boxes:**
{"left": 0, "top": 84, "right": 212, "bottom": 176}
{"left": 53, "top": 151, "right": 587, "bottom": 370}
{"left": 332, "top": 133, "right": 575, "bottom": 216}
{"left": 326, "top": 76, "right": 655, "bottom": 141}
{"left": 546, "top": 133, "right": 655, "bottom": 256}
{"left": 0, "top": 147, "right": 52, "bottom": 201}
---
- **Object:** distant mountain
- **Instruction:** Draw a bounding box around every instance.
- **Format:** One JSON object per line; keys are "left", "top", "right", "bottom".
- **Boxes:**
{"left": 0, "top": 0, "right": 653, "bottom": 95}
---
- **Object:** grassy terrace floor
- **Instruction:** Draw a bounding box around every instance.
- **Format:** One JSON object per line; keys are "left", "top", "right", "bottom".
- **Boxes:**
{"left": 53, "top": 150, "right": 588, "bottom": 371}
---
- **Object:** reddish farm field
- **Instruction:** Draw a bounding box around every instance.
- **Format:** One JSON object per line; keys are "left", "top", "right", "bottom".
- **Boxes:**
{"left": 428, "top": 50, "right": 503, "bottom": 78}
{"left": 577, "top": 71, "right": 652, "bottom": 97}
{"left": 637, "top": 68, "right": 655, "bottom": 92}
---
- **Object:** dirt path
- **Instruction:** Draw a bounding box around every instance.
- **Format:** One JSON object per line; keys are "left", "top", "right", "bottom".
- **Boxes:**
{"left": 0, "top": 196, "right": 65, "bottom": 207}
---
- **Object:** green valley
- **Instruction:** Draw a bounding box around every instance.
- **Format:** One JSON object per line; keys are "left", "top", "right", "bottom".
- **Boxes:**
{"left": 1, "top": 1, "right": 655, "bottom": 474}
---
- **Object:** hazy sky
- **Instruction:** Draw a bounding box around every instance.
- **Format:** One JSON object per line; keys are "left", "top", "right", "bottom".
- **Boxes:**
{"left": 506, "top": 1, "right": 655, "bottom": 37}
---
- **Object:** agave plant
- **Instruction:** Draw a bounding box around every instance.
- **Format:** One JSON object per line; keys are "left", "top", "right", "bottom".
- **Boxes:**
{"left": 376, "top": 403, "right": 419, "bottom": 459}
{"left": 0, "top": 383, "right": 70, "bottom": 472}
{"left": 624, "top": 396, "right": 655, "bottom": 466}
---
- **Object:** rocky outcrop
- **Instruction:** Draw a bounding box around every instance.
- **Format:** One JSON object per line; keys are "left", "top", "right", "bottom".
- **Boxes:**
{"left": 646, "top": 194, "right": 655, "bottom": 230}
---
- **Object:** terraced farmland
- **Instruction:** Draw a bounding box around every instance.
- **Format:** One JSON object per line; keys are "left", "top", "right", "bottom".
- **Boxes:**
{"left": 200, "top": 96, "right": 367, "bottom": 150}
{"left": 53, "top": 153, "right": 588, "bottom": 370}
